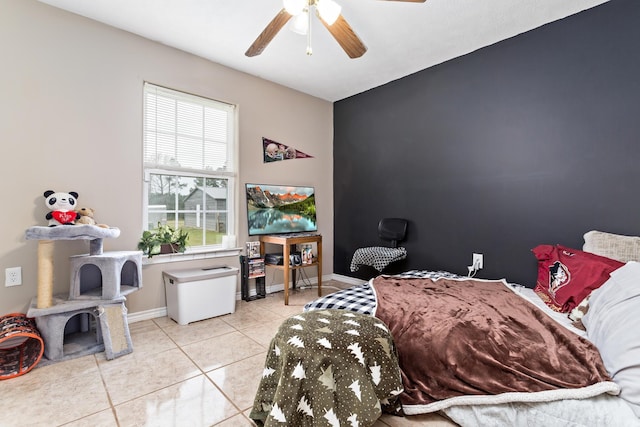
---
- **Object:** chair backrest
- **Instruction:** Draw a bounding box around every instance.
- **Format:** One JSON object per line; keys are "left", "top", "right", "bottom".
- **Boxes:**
{"left": 378, "top": 218, "right": 408, "bottom": 248}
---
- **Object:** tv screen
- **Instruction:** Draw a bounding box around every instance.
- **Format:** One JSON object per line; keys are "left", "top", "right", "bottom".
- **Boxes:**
{"left": 246, "top": 184, "right": 317, "bottom": 236}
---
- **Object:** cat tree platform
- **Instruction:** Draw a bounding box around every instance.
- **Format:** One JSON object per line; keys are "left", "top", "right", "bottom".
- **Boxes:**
{"left": 26, "top": 298, "right": 130, "bottom": 362}
{"left": 25, "top": 225, "right": 121, "bottom": 308}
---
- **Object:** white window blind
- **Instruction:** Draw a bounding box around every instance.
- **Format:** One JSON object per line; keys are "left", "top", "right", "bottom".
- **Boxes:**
{"left": 142, "top": 82, "right": 236, "bottom": 250}
{"left": 143, "top": 83, "right": 235, "bottom": 174}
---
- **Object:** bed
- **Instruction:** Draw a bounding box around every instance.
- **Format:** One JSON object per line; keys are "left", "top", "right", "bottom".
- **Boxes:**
{"left": 250, "top": 231, "right": 640, "bottom": 426}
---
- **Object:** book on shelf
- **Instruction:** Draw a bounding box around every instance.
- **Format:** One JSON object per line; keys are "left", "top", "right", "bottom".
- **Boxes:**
{"left": 248, "top": 257, "right": 265, "bottom": 278}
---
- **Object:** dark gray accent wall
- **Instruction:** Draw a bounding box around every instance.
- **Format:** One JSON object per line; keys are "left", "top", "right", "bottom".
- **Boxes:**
{"left": 333, "top": 0, "right": 640, "bottom": 286}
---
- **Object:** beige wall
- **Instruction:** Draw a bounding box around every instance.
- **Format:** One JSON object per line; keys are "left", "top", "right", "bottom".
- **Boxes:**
{"left": 0, "top": 0, "right": 334, "bottom": 316}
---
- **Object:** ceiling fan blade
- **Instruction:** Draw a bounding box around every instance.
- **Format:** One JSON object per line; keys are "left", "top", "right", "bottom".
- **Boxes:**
{"left": 245, "top": 8, "right": 293, "bottom": 57}
{"left": 319, "top": 14, "right": 367, "bottom": 59}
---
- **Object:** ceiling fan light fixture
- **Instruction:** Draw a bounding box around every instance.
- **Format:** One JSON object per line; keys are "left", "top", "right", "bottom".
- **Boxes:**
{"left": 290, "top": 11, "right": 309, "bottom": 35}
{"left": 283, "top": 0, "right": 306, "bottom": 16}
{"left": 316, "top": 0, "right": 341, "bottom": 25}
{"left": 247, "top": 0, "right": 369, "bottom": 59}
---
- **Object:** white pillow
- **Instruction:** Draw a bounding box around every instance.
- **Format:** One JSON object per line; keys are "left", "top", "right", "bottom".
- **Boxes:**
{"left": 582, "top": 262, "right": 640, "bottom": 416}
{"left": 583, "top": 230, "right": 640, "bottom": 262}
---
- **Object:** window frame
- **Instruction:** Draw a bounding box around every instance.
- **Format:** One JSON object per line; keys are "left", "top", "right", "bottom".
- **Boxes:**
{"left": 142, "top": 82, "right": 238, "bottom": 257}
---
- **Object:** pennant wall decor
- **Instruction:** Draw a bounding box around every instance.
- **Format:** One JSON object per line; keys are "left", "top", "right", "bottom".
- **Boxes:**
{"left": 263, "top": 137, "right": 313, "bottom": 163}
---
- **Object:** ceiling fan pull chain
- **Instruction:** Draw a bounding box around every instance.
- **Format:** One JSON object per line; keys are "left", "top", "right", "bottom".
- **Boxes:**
{"left": 306, "top": 5, "right": 313, "bottom": 55}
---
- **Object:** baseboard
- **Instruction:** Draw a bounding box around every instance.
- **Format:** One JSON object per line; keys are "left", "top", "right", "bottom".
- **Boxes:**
{"left": 127, "top": 306, "right": 167, "bottom": 323}
{"left": 235, "top": 273, "right": 349, "bottom": 299}
{"left": 128, "top": 274, "right": 360, "bottom": 322}
{"left": 330, "top": 273, "right": 366, "bottom": 286}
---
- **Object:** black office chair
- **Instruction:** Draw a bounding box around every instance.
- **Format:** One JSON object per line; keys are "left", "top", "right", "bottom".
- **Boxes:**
{"left": 350, "top": 218, "right": 408, "bottom": 273}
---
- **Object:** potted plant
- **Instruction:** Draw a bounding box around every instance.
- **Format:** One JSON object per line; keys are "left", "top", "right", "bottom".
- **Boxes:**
{"left": 137, "top": 222, "right": 189, "bottom": 257}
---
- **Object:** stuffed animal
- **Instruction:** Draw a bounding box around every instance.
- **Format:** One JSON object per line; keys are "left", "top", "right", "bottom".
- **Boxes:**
{"left": 44, "top": 190, "right": 80, "bottom": 226}
{"left": 76, "top": 207, "right": 109, "bottom": 228}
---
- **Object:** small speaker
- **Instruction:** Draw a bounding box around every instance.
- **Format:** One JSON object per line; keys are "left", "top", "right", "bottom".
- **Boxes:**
{"left": 290, "top": 253, "right": 302, "bottom": 266}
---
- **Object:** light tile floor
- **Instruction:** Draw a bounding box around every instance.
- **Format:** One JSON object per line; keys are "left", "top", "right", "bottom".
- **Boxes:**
{"left": 0, "top": 280, "right": 456, "bottom": 427}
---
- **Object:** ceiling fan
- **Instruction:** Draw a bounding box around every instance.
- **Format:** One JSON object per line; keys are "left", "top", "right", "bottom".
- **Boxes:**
{"left": 245, "top": 0, "right": 426, "bottom": 59}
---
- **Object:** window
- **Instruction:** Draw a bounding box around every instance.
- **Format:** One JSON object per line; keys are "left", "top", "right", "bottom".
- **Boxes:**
{"left": 143, "top": 83, "right": 236, "bottom": 251}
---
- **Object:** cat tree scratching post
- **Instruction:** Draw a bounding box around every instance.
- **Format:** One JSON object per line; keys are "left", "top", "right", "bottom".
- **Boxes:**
{"left": 34, "top": 237, "right": 105, "bottom": 308}
{"left": 37, "top": 240, "right": 55, "bottom": 308}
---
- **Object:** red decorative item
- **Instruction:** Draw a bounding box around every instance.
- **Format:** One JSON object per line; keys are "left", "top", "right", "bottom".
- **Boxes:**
{"left": 52, "top": 210, "right": 77, "bottom": 224}
{"left": 532, "top": 244, "right": 624, "bottom": 312}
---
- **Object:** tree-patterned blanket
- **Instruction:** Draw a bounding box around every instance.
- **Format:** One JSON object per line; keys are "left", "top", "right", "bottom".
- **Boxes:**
{"left": 250, "top": 309, "right": 403, "bottom": 426}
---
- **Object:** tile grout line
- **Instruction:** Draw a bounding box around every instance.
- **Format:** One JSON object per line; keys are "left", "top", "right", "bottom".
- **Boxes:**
{"left": 90, "top": 353, "right": 123, "bottom": 427}
{"left": 160, "top": 313, "right": 265, "bottom": 425}
{"left": 59, "top": 285, "right": 352, "bottom": 426}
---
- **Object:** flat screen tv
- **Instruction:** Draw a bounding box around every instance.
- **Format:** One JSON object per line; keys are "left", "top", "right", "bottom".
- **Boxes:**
{"left": 246, "top": 184, "right": 317, "bottom": 236}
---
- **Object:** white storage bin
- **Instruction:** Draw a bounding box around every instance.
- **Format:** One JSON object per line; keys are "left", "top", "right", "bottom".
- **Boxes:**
{"left": 163, "top": 266, "right": 239, "bottom": 325}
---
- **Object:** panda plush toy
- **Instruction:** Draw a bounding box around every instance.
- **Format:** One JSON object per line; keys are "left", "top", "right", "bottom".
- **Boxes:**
{"left": 44, "top": 190, "right": 81, "bottom": 226}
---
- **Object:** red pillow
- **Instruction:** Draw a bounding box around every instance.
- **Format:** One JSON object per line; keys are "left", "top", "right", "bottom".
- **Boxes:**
{"left": 532, "top": 244, "right": 624, "bottom": 312}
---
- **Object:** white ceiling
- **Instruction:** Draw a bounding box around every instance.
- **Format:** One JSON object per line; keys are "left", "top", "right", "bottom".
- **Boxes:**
{"left": 38, "top": 0, "right": 608, "bottom": 102}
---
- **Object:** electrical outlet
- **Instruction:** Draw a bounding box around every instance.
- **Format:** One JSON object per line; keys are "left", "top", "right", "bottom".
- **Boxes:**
{"left": 5, "top": 267, "right": 22, "bottom": 287}
{"left": 472, "top": 253, "right": 483, "bottom": 270}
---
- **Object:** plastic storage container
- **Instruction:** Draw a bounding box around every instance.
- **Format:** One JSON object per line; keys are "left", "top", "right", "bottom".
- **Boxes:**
{"left": 163, "top": 266, "right": 239, "bottom": 325}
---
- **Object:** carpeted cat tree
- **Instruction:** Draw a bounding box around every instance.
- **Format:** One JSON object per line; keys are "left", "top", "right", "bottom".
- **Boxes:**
{"left": 24, "top": 225, "right": 142, "bottom": 362}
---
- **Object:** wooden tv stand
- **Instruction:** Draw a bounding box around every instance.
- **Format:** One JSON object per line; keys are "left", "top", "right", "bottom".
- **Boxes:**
{"left": 259, "top": 234, "right": 322, "bottom": 305}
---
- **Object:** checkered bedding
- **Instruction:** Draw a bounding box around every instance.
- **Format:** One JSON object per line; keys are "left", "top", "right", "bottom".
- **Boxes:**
{"left": 303, "top": 281, "right": 377, "bottom": 314}
{"left": 304, "top": 270, "right": 466, "bottom": 315}
{"left": 350, "top": 246, "right": 408, "bottom": 272}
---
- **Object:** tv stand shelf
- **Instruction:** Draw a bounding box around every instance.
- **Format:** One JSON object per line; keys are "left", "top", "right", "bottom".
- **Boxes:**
{"left": 259, "top": 234, "right": 322, "bottom": 305}
{"left": 239, "top": 256, "right": 266, "bottom": 302}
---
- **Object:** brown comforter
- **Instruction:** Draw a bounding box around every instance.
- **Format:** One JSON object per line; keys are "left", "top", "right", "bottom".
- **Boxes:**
{"left": 372, "top": 276, "right": 619, "bottom": 414}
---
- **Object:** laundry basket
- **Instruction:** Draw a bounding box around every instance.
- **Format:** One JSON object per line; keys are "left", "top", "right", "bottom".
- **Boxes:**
{"left": 0, "top": 313, "right": 44, "bottom": 380}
